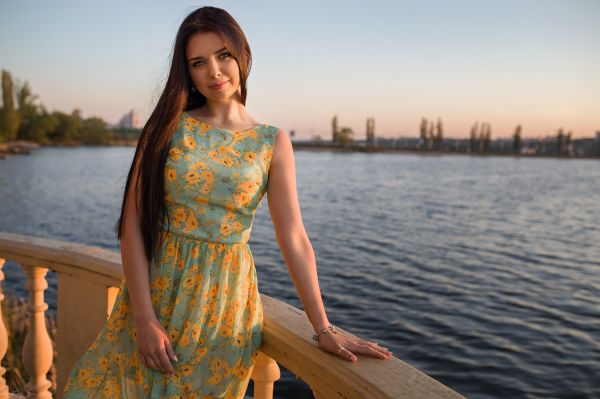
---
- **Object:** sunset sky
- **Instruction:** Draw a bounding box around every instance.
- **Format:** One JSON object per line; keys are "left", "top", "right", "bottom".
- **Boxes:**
{"left": 1, "top": 0, "right": 598, "bottom": 139}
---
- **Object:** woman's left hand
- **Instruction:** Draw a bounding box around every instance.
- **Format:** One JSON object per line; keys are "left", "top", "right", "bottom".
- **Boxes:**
{"left": 316, "top": 328, "right": 393, "bottom": 362}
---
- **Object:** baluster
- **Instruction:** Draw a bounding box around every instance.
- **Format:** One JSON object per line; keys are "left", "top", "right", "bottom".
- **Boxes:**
{"left": 250, "top": 351, "right": 280, "bottom": 399}
{"left": 22, "top": 266, "right": 53, "bottom": 399}
{"left": 0, "top": 259, "right": 9, "bottom": 399}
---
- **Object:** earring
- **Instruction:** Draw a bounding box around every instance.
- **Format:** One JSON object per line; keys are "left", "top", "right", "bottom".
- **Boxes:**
{"left": 191, "top": 86, "right": 197, "bottom": 92}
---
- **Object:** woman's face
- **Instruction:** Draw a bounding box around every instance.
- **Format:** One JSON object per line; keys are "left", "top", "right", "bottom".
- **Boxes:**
{"left": 186, "top": 31, "right": 241, "bottom": 102}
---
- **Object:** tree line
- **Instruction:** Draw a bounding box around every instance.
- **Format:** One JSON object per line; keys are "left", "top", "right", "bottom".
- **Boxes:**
{"left": 328, "top": 114, "right": 585, "bottom": 156}
{"left": 0, "top": 70, "right": 137, "bottom": 145}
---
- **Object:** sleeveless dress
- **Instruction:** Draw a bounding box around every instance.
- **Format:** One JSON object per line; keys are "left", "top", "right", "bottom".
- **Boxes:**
{"left": 62, "top": 112, "right": 279, "bottom": 398}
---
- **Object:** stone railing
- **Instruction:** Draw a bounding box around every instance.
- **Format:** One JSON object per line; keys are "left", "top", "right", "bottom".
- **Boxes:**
{"left": 0, "top": 232, "right": 465, "bottom": 398}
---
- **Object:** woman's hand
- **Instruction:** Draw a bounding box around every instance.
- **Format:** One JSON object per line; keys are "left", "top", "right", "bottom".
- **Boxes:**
{"left": 316, "top": 328, "right": 393, "bottom": 362}
{"left": 134, "top": 316, "right": 178, "bottom": 376}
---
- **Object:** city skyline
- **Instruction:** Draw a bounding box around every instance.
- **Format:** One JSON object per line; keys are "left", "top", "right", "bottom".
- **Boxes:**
{"left": 1, "top": 0, "right": 599, "bottom": 139}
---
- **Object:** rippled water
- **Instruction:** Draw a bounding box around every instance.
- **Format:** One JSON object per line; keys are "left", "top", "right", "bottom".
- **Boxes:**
{"left": 1, "top": 147, "right": 599, "bottom": 398}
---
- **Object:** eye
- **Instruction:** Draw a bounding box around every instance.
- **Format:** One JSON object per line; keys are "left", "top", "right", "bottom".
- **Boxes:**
{"left": 191, "top": 52, "right": 232, "bottom": 67}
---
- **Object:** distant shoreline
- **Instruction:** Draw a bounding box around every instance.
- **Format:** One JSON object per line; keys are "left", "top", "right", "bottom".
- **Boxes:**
{"left": 1, "top": 140, "right": 599, "bottom": 160}
{"left": 291, "top": 143, "right": 600, "bottom": 160}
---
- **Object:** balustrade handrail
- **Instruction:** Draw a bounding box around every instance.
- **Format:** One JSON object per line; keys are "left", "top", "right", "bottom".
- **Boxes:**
{"left": 0, "top": 231, "right": 465, "bottom": 398}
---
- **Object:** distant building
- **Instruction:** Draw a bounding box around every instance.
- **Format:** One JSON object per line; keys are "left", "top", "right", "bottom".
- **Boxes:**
{"left": 117, "top": 109, "right": 141, "bottom": 129}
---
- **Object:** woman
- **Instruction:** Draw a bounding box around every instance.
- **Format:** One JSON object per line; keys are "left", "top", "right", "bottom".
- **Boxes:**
{"left": 62, "top": 6, "right": 392, "bottom": 398}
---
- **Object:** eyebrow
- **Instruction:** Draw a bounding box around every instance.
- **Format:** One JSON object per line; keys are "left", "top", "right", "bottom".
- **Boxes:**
{"left": 188, "top": 47, "right": 228, "bottom": 62}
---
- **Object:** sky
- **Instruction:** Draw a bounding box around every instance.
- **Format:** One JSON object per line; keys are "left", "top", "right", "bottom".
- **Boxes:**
{"left": 1, "top": 0, "right": 599, "bottom": 140}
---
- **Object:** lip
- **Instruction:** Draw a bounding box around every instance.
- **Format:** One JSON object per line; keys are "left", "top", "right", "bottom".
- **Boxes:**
{"left": 209, "top": 81, "right": 228, "bottom": 90}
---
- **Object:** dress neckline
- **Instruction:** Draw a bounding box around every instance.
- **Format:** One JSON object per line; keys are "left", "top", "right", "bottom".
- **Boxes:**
{"left": 183, "top": 111, "right": 263, "bottom": 133}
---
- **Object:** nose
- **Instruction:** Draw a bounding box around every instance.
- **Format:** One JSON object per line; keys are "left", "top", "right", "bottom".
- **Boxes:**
{"left": 208, "top": 57, "right": 221, "bottom": 78}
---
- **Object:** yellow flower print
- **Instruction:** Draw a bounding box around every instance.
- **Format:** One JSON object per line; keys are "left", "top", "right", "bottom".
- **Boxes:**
{"left": 210, "top": 357, "right": 225, "bottom": 374}
{"left": 184, "top": 212, "right": 199, "bottom": 231}
{"left": 169, "top": 329, "right": 180, "bottom": 342}
{"left": 207, "top": 372, "right": 223, "bottom": 385}
{"left": 180, "top": 333, "right": 190, "bottom": 347}
{"left": 182, "top": 134, "right": 197, "bottom": 150}
{"left": 190, "top": 160, "right": 207, "bottom": 170}
{"left": 208, "top": 150, "right": 219, "bottom": 162}
{"left": 246, "top": 130, "right": 258, "bottom": 141}
{"left": 189, "top": 264, "right": 200, "bottom": 274}
{"left": 231, "top": 298, "right": 241, "bottom": 313}
{"left": 232, "top": 131, "right": 247, "bottom": 143}
{"left": 112, "top": 352, "right": 124, "bottom": 366}
{"left": 181, "top": 364, "right": 194, "bottom": 377}
{"left": 231, "top": 254, "right": 241, "bottom": 273}
{"left": 201, "top": 170, "right": 214, "bottom": 182}
{"left": 165, "top": 242, "right": 177, "bottom": 259}
{"left": 232, "top": 220, "right": 243, "bottom": 233}
{"left": 135, "top": 369, "right": 144, "bottom": 384}
{"left": 220, "top": 223, "right": 233, "bottom": 237}
{"left": 151, "top": 276, "right": 169, "bottom": 291}
{"left": 219, "top": 323, "right": 233, "bottom": 337}
{"left": 184, "top": 169, "right": 202, "bottom": 185}
{"left": 173, "top": 207, "right": 186, "bottom": 224}
{"left": 199, "top": 184, "right": 213, "bottom": 196}
{"left": 222, "top": 213, "right": 236, "bottom": 224}
{"left": 234, "top": 333, "right": 245, "bottom": 348}
{"left": 78, "top": 367, "right": 94, "bottom": 381}
{"left": 116, "top": 300, "right": 127, "bottom": 316}
{"left": 108, "top": 317, "right": 125, "bottom": 332}
{"left": 183, "top": 275, "right": 196, "bottom": 290}
{"left": 83, "top": 375, "right": 103, "bottom": 388}
{"left": 192, "top": 324, "right": 201, "bottom": 340}
{"left": 168, "top": 147, "right": 182, "bottom": 161}
{"left": 165, "top": 167, "right": 177, "bottom": 181}
{"left": 243, "top": 152, "right": 256, "bottom": 162}
{"left": 219, "top": 145, "right": 240, "bottom": 157}
{"left": 234, "top": 192, "right": 252, "bottom": 208}
{"left": 195, "top": 345, "right": 208, "bottom": 358}
{"left": 238, "top": 180, "right": 259, "bottom": 193}
{"left": 183, "top": 119, "right": 195, "bottom": 132}
{"left": 236, "top": 366, "right": 250, "bottom": 381}
{"left": 260, "top": 149, "right": 271, "bottom": 170}
{"left": 221, "top": 156, "right": 234, "bottom": 168}
{"left": 130, "top": 353, "right": 139, "bottom": 368}
{"left": 160, "top": 303, "right": 174, "bottom": 318}
{"left": 102, "top": 379, "right": 118, "bottom": 396}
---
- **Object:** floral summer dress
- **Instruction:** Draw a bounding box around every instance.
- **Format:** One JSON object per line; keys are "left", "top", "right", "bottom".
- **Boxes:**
{"left": 62, "top": 112, "right": 279, "bottom": 398}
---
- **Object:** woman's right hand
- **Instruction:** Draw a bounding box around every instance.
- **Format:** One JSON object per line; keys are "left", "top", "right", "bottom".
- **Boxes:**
{"left": 134, "top": 315, "right": 178, "bottom": 376}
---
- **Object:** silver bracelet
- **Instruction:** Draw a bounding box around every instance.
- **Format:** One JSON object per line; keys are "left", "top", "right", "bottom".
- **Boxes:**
{"left": 312, "top": 324, "right": 337, "bottom": 341}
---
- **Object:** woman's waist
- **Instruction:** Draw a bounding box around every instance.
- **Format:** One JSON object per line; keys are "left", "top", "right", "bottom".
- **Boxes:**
{"left": 160, "top": 225, "right": 250, "bottom": 245}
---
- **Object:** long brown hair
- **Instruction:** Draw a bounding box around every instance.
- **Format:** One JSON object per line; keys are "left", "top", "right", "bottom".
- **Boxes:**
{"left": 114, "top": 6, "right": 253, "bottom": 264}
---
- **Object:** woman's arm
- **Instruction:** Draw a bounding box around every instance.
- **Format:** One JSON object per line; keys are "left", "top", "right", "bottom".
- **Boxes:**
{"left": 119, "top": 152, "right": 178, "bottom": 375}
{"left": 119, "top": 153, "right": 156, "bottom": 323}
{"left": 266, "top": 129, "right": 393, "bottom": 363}
{"left": 266, "top": 130, "right": 330, "bottom": 334}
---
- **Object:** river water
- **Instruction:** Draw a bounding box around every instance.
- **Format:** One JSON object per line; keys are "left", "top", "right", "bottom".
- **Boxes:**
{"left": 1, "top": 147, "right": 598, "bottom": 398}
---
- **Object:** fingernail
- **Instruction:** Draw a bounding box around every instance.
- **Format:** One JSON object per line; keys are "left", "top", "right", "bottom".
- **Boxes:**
{"left": 173, "top": 355, "right": 179, "bottom": 362}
